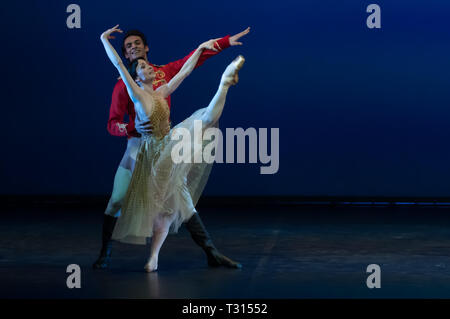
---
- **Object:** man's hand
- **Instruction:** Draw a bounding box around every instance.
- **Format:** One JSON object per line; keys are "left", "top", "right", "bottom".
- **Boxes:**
{"left": 229, "top": 27, "right": 251, "bottom": 46}
{"left": 135, "top": 120, "right": 153, "bottom": 135}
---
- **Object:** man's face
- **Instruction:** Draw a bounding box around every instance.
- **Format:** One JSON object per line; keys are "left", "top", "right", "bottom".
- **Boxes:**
{"left": 124, "top": 35, "right": 149, "bottom": 62}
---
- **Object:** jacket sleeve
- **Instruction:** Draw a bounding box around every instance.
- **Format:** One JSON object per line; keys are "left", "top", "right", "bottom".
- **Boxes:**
{"left": 107, "top": 80, "right": 134, "bottom": 137}
{"left": 163, "top": 35, "right": 231, "bottom": 80}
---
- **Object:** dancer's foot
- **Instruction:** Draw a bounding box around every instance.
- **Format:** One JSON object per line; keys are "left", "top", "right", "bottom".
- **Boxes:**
{"left": 92, "top": 251, "right": 111, "bottom": 269}
{"left": 144, "top": 256, "right": 158, "bottom": 272}
{"left": 221, "top": 55, "right": 245, "bottom": 87}
{"left": 207, "top": 250, "right": 242, "bottom": 269}
{"left": 185, "top": 213, "right": 242, "bottom": 270}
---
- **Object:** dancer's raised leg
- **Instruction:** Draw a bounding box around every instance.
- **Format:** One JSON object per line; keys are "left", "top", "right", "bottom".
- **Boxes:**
{"left": 200, "top": 55, "right": 245, "bottom": 126}
{"left": 185, "top": 56, "right": 245, "bottom": 269}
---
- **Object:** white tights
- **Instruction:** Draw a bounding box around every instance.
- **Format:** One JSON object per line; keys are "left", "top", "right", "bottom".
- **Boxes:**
{"left": 104, "top": 137, "right": 140, "bottom": 217}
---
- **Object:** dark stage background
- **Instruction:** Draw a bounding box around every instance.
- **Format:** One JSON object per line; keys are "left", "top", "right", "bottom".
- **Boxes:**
{"left": 2, "top": 0, "right": 450, "bottom": 197}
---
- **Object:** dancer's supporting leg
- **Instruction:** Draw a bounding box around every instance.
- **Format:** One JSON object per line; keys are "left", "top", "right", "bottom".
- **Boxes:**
{"left": 145, "top": 213, "right": 177, "bottom": 272}
{"left": 185, "top": 56, "right": 245, "bottom": 269}
{"left": 93, "top": 138, "right": 138, "bottom": 269}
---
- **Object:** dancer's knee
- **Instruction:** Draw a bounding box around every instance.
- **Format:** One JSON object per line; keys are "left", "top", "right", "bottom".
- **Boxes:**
{"left": 153, "top": 224, "right": 169, "bottom": 236}
{"left": 110, "top": 190, "right": 125, "bottom": 206}
{"left": 104, "top": 197, "right": 122, "bottom": 217}
{"left": 109, "top": 198, "right": 123, "bottom": 212}
{"left": 153, "top": 214, "right": 174, "bottom": 233}
{"left": 110, "top": 166, "right": 132, "bottom": 201}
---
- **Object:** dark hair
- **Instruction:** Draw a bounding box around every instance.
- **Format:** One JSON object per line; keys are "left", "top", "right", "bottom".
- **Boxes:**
{"left": 122, "top": 30, "right": 148, "bottom": 58}
{"left": 127, "top": 57, "right": 147, "bottom": 82}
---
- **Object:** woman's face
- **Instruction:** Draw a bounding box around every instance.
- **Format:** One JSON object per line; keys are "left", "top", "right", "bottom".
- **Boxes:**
{"left": 136, "top": 59, "right": 155, "bottom": 83}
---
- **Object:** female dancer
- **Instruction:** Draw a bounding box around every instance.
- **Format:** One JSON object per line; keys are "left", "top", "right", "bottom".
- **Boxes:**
{"left": 100, "top": 25, "right": 244, "bottom": 272}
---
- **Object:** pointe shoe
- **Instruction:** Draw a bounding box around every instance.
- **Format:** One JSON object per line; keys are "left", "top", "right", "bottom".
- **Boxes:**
{"left": 144, "top": 257, "right": 158, "bottom": 272}
{"left": 221, "top": 55, "right": 245, "bottom": 86}
{"left": 144, "top": 263, "right": 157, "bottom": 272}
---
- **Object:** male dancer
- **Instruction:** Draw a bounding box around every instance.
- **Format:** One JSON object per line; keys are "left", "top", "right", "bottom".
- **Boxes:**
{"left": 93, "top": 27, "right": 250, "bottom": 269}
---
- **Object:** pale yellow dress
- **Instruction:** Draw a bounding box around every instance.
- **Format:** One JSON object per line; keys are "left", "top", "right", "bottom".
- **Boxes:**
{"left": 112, "top": 94, "right": 217, "bottom": 244}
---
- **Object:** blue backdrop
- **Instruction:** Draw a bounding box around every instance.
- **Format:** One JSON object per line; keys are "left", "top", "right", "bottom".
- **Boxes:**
{"left": 2, "top": 0, "right": 450, "bottom": 196}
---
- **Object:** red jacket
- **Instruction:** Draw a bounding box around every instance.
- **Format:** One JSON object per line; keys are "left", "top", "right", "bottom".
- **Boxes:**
{"left": 107, "top": 35, "right": 231, "bottom": 137}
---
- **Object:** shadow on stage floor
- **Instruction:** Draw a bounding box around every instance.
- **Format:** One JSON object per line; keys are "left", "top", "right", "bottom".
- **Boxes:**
{"left": 1, "top": 199, "right": 450, "bottom": 298}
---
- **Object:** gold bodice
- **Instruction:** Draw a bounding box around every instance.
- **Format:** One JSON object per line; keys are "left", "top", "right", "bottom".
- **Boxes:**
{"left": 149, "top": 94, "right": 170, "bottom": 139}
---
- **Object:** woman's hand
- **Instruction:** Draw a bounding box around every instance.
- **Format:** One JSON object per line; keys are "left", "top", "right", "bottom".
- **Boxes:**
{"left": 198, "top": 38, "right": 220, "bottom": 51}
{"left": 101, "top": 24, "right": 123, "bottom": 40}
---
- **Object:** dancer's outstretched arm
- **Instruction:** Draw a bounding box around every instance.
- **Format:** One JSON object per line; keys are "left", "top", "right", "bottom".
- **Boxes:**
{"left": 100, "top": 25, "right": 145, "bottom": 106}
{"left": 157, "top": 39, "right": 219, "bottom": 99}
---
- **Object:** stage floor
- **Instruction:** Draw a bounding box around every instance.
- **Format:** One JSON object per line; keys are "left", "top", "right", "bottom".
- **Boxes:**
{"left": 1, "top": 204, "right": 450, "bottom": 298}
